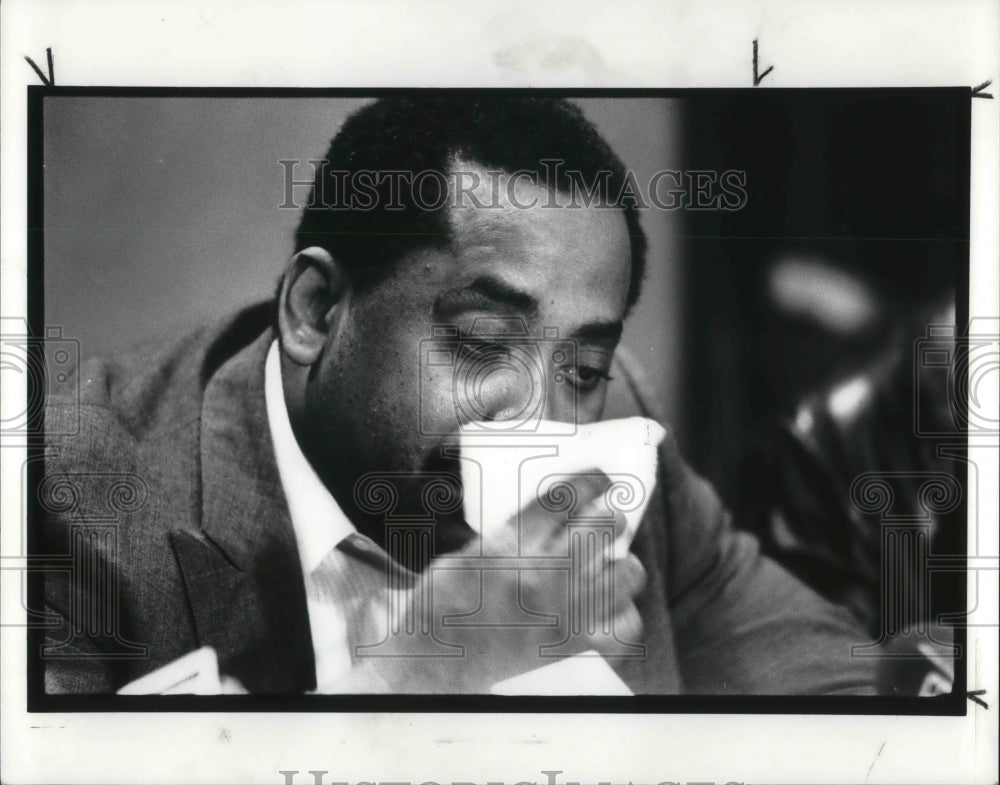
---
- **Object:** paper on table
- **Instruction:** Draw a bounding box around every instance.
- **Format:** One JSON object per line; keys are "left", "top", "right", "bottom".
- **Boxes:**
{"left": 117, "top": 646, "right": 222, "bottom": 695}
{"left": 491, "top": 650, "right": 633, "bottom": 695}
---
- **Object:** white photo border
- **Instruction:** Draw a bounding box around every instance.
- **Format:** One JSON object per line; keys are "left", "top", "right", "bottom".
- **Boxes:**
{"left": 2, "top": 1, "right": 997, "bottom": 783}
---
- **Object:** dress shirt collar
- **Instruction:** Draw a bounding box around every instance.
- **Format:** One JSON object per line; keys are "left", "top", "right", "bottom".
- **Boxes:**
{"left": 264, "top": 340, "right": 357, "bottom": 576}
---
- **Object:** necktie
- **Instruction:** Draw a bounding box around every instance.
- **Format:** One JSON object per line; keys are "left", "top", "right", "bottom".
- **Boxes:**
{"left": 307, "top": 533, "right": 417, "bottom": 691}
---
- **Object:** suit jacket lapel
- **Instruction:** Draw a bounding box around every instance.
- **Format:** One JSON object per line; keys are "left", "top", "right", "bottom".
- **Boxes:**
{"left": 170, "top": 327, "right": 316, "bottom": 693}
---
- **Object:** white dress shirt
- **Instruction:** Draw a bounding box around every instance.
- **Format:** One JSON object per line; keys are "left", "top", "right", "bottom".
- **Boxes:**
{"left": 264, "top": 340, "right": 396, "bottom": 691}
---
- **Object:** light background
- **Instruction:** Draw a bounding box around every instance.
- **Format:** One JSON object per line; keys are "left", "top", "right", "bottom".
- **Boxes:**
{"left": 42, "top": 96, "right": 683, "bottom": 424}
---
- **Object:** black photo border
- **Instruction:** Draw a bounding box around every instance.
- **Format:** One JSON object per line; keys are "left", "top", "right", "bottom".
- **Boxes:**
{"left": 26, "top": 85, "right": 972, "bottom": 716}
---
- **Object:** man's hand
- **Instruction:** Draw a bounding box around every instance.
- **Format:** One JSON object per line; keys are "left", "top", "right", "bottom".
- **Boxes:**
{"left": 351, "top": 471, "right": 646, "bottom": 694}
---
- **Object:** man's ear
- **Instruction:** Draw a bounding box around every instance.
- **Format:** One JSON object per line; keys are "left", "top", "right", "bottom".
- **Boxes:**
{"left": 277, "top": 246, "right": 351, "bottom": 366}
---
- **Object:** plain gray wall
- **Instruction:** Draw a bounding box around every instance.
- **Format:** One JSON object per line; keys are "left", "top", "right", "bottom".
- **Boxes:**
{"left": 43, "top": 97, "right": 683, "bottom": 423}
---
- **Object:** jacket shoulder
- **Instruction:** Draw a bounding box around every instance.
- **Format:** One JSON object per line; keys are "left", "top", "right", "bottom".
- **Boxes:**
{"left": 49, "top": 303, "right": 273, "bottom": 444}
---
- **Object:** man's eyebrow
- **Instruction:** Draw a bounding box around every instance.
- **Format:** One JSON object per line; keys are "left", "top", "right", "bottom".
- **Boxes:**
{"left": 433, "top": 276, "right": 540, "bottom": 318}
{"left": 573, "top": 319, "right": 623, "bottom": 344}
{"left": 433, "top": 275, "right": 623, "bottom": 344}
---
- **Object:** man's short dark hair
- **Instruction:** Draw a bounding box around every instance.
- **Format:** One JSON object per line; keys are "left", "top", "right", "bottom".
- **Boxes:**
{"left": 293, "top": 96, "right": 648, "bottom": 308}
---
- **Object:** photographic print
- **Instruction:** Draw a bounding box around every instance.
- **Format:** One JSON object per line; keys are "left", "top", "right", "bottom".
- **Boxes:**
{"left": 29, "top": 90, "right": 968, "bottom": 707}
{"left": 2, "top": 2, "right": 996, "bottom": 784}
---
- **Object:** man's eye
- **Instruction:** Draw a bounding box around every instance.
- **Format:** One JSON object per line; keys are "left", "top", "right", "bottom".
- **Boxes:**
{"left": 560, "top": 364, "right": 613, "bottom": 391}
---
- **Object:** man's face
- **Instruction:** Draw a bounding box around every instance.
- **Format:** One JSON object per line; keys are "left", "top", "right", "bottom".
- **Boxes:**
{"left": 297, "top": 163, "right": 632, "bottom": 542}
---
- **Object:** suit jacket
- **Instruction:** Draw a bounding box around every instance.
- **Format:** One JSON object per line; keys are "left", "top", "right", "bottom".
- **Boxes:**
{"left": 40, "top": 303, "right": 876, "bottom": 694}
